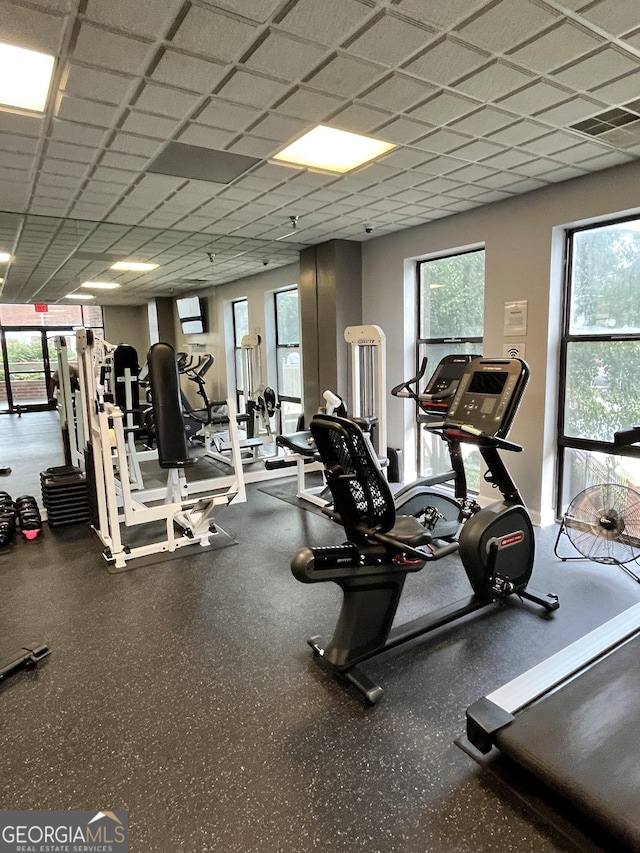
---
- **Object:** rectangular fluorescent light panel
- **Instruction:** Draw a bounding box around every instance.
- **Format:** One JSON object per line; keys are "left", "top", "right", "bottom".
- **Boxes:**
{"left": 272, "top": 125, "right": 396, "bottom": 174}
{"left": 0, "top": 252, "right": 12, "bottom": 263}
{"left": 64, "top": 293, "right": 95, "bottom": 300}
{"left": 81, "top": 281, "right": 121, "bottom": 290}
{"left": 0, "top": 42, "right": 55, "bottom": 113}
{"left": 110, "top": 261, "right": 159, "bottom": 272}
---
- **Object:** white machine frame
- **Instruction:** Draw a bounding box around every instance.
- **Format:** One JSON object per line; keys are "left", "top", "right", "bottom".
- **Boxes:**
{"left": 77, "top": 329, "right": 247, "bottom": 570}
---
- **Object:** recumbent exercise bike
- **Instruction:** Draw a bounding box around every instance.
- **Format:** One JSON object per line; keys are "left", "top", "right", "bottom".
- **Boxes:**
{"left": 291, "top": 357, "right": 559, "bottom": 704}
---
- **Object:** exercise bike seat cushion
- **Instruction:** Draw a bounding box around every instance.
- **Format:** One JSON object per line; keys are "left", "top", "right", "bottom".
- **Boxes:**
{"left": 387, "top": 514, "right": 434, "bottom": 549}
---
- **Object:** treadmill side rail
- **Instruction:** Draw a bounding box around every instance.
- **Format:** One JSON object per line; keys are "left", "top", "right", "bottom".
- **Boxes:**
{"left": 466, "top": 696, "right": 515, "bottom": 754}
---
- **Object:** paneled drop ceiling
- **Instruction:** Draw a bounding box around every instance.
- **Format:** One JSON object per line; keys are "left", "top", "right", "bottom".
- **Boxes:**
{"left": 0, "top": 0, "right": 639, "bottom": 305}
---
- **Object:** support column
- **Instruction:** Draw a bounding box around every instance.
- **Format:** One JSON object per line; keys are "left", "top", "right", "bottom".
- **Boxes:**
{"left": 299, "top": 240, "right": 362, "bottom": 422}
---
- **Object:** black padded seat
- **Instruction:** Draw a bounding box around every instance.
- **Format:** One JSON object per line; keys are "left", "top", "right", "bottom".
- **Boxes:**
{"left": 387, "top": 515, "right": 434, "bottom": 549}
{"left": 495, "top": 632, "right": 640, "bottom": 851}
{"left": 276, "top": 430, "right": 316, "bottom": 456}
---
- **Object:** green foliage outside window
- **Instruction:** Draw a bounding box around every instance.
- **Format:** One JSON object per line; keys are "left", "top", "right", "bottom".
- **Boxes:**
{"left": 420, "top": 250, "right": 484, "bottom": 339}
{"left": 565, "top": 222, "right": 640, "bottom": 443}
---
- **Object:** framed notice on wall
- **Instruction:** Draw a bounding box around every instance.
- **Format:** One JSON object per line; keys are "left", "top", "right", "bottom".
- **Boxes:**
{"left": 504, "top": 300, "right": 527, "bottom": 337}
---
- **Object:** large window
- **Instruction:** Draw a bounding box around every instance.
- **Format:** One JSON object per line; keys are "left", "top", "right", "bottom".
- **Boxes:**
{"left": 0, "top": 303, "right": 103, "bottom": 412}
{"left": 232, "top": 298, "right": 248, "bottom": 411}
{"left": 417, "top": 249, "right": 484, "bottom": 488}
{"left": 274, "top": 287, "right": 302, "bottom": 433}
{"left": 558, "top": 217, "right": 640, "bottom": 513}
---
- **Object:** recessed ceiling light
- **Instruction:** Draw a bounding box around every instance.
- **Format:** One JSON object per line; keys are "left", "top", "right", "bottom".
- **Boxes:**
{"left": 110, "top": 261, "right": 159, "bottom": 272}
{"left": 272, "top": 125, "right": 396, "bottom": 174}
{"left": 64, "top": 293, "right": 95, "bottom": 300}
{"left": 81, "top": 281, "right": 121, "bottom": 290}
{"left": 0, "top": 41, "right": 55, "bottom": 113}
{"left": 0, "top": 252, "right": 12, "bottom": 263}
{"left": 0, "top": 277, "right": 4, "bottom": 284}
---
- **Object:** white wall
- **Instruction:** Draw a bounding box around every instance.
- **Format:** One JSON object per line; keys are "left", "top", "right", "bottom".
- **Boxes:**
{"left": 361, "top": 160, "right": 640, "bottom": 525}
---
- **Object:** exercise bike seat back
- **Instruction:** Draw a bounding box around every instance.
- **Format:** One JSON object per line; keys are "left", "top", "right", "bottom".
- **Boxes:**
{"left": 310, "top": 414, "right": 431, "bottom": 550}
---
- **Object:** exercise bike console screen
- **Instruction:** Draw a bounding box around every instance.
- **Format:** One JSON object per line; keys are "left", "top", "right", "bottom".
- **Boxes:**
{"left": 467, "top": 370, "right": 507, "bottom": 396}
{"left": 446, "top": 358, "right": 529, "bottom": 438}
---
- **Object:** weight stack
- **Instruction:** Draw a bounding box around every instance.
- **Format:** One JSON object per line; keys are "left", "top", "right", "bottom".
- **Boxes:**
{"left": 40, "top": 465, "right": 90, "bottom": 528}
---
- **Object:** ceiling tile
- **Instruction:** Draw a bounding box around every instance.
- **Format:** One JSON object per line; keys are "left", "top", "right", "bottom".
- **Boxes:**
{"left": 151, "top": 49, "right": 229, "bottom": 93}
{"left": 379, "top": 147, "right": 430, "bottom": 169}
{"left": 250, "top": 113, "right": 312, "bottom": 141}
{"left": 553, "top": 48, "right": 640, "bottom": 90}
{"left": 360, "top": 72, "right": 437, "bottom": 111}
{"left": 304, "top": 53, "right": 386, "bottom": 98}
{"left": 414, "top": 128, "right": 472, "bottom": 153}
{"left": 521, "top": 129, "right": 585, "bottom": 155}
{"left": 178, "top": 123, "right": 237, "bottom": 149}
{"left": 445, "top": 162, "right": 499, "bottom": 183}
{"left": 56, "top": 95, "right": 120, "bottom": 127}
{"left": 577, "top": 0, "right": 640, "bottom": 36}
{"left": 215, "top": 69, "right": 291, "bottom": 108}
{"left": 507, "top": 22, "right": 604, "bottom": 74}
{"left": 376, "top": 116, "right": 435, "bottom": 144}
{"left": 1, "top": 2, "right": 67, "bottom": 54}
{"left": 46, "top": 140, "right": 97, "bottom": 163}
{"left": 84, "top": 0, "right": 183, "bottom": 39}
{"left": 450, "top": 138, "right": 506, "bottom": 160}
{"left": 0, "top": 112, "right": 43, "bottom": 137}
{"left": 49, "top": 119, "right": 107, "bottom": 148}
{"left": 100, "top": 152, "right": 151, "bottom": 171}
{"left": 272, "top": 87, "right": 343, "bottom": 122}
{"left": 591, "top": 69, "right": 640, "bottom": 103}
{"left": 73, "top": 23, "right": 153, "bottom": 75}
{"left": 278, "top": 0, "right": 374, "bottom": 48}
{"left": 200, "top": 0, "right": 283, "bottom": 23}
{"left": 226, "top": 135, "right": 278, "bottom": 158}
{"left": 196, "top": 98, "right": 262, "bottom": 131}
{"left": 134, "top": 83, "right": 201, "bottom": 119}
{"left": 120, "top": 111, "right": 181, "bottom": 138}
{"left": 535, "top": 96, "right": 606, "bottom": 126}
{"left": 347, "top": 13, "right": 435, "bottom": 66}
{"left": 455, "top": 0, "right": 559, "bottom": 54}
{"left": 395, "top": 0, "right": 488, "bottom": 30}
{"left": 0, "top": 132, "right": 39, "bottom": 154}
{"left": 171, "top": 6, "right": 259, "bottom": 63}
{"left": 403, "top": 38, "right": 489, "bottom": 86}
{"left": 326, "top": 103, "right": 393, "bottom": 133}
{"left": 486, "top": 117, "right": 549, "bottom": 145}
{"left": 412, "top": 154, "right": 467, "bottom": 175}
{"left": 62, "top": 64, "right": 136, "bottom": 106}
{"left": 449, "top": 105, "right": 521, "bottom": 136}
{"left": 409, "top": 91, "right": 482, "bottom": 125}
{"left": 497, "top": 80, "right": 573, "bottom": 114}
{"left": 478, "top": 148, "right": 535, "bottom": 170}
{"left": 455, "top": 61, "right": 535, "bottom": 100}
{"left": 108, "top": 133, "right": 163, "bottom": 157}
{"left": 39, "top": 158, "right": 89, "bottom": 177}
{"left": 243, "top": 31, "right": 327, "bottom": 80}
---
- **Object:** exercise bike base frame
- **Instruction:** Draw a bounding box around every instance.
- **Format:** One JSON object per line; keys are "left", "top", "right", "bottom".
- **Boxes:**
{"left": 307, "top": 586, "right": 557, "bottom": 705}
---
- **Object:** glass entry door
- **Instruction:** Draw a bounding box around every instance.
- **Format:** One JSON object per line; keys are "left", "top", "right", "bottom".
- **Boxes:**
{"left": 1, "top": 329, "right": 53, "bottom": 412}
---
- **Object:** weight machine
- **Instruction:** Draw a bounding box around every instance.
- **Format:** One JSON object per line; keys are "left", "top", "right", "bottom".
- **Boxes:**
{"left": 77, "top": 330, "right": 245, "bottom": 571}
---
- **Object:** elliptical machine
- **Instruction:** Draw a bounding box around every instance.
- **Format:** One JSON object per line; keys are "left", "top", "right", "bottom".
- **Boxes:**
{"left": 291, "top": 357, "right": 559, "bottom": 704}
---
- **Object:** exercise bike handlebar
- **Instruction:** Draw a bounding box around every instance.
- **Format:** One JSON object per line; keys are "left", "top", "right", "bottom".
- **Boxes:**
{"left": 391, "top": 357, "right": 459, "bottom": 404}
{"left": 426, "top": 421, "right": 523, "bottom": 452}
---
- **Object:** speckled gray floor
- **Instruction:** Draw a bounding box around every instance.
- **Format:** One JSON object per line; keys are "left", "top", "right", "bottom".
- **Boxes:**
{"left": 2, "top": 412, "right": 640, "bottom": 852}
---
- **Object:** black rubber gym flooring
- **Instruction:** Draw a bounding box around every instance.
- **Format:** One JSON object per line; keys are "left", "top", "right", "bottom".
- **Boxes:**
{"left": 2, "top": 411, "right": 640, "bottom": 852}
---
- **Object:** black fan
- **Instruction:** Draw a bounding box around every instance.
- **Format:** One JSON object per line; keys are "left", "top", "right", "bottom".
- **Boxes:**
{"left": 555, "top": 483, "right": 640, "bottom": 583}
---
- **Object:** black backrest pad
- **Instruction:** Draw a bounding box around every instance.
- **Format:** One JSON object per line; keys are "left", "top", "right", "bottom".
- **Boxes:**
{"left": 147, "top": 343, "right": 190, "bottom": 468}
{"left": 310, "top": 415, "right": 396, "bottom": 540}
